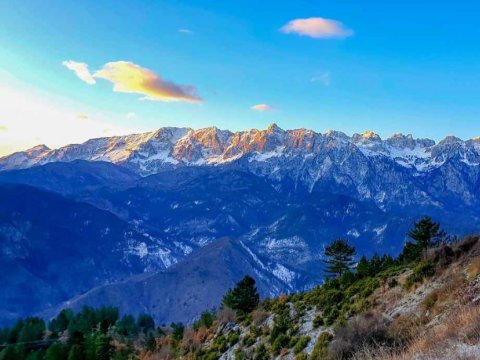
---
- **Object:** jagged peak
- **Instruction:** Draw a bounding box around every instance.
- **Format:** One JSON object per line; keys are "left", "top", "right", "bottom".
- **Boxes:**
{"left": 387, "top": 132, "right": 414, "bottom": 140}
{"left": 324, "top": 130, "right": 349, "bottom": 140}
{"left": 386, "top": 133, "right": 417, "bottom": 149}
{"left": 352, "top": 131, "right": 381, "bottom": 143}
{"left": 28, "top": 144, "right": 51, "bottom": 152}
{"left": 362, "top": 130, "right": 381, "bottom": 140}
{"left": 438, "top": 135, "right": 463, "bottom": 145}
{"left": 267, "top": 123, "right": 284, "bottom": 133}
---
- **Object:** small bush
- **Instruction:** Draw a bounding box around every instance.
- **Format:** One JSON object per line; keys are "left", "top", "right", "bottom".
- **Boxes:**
{"left": 193, "top": 310, "right": 216, "bottom": 330}
{"left": 313, "top": 314, "right": 323, "bottom": 328}
{"left": 227, "top": 331, "right": 240, "bottom": 347}
{"left": 288, "top": 336, "right": 299, "bottom": 349}
{"left": 293, "top": 336, "right": 310, "bottom": 354}
{"left": 421, "top": 291, "right": 439, "bottom": 313}
{"left": 234, "top": 348, "right": 247, "bottom": 360}
{"left": 254, "top": 343, "right": 269, "bottom": 360}
{"left": 311, "top": 332, "right": 332, "bottom": 360}
{"left": 323, "top": 307, "right": 339, "bottom": 326}
{"left": 271, "top": 334, "right": 290, "bottom": 354}
{"left": 295, "top": 352, "right": 308, "bottom": 360}
{"left": 242, "top": 334, "right": 256, "bottom": 347}
{"left": 405, "top": 260, "right": 435, "bottom": 289}
{"left": 388, "top": 278, "right": 398, "bottom": 288}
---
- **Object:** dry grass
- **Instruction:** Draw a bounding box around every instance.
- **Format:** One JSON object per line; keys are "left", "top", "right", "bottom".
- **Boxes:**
{"left": 466, "top": 257, "right": 480, "bottom": 280}
{"left": 251, "top": 309, "right": 269, "bottom": 326}
{"left": 351, "top": 243, "right": 480, "bottom": 360}
{"left": 351, "top": 304, "right": 480, "bottom": 360}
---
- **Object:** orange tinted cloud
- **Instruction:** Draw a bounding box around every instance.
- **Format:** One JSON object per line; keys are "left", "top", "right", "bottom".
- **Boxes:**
{"left": 251, "top": 104, "right": 275, "bottom": 112}
{"left": 281, "top": 17, "right": 353, "bottom": 39}
{"left": 94, "top": 61, "right": 201, "bottom": 103}
{"left": 62, "top": 60, "right": 96, "bottom": 84}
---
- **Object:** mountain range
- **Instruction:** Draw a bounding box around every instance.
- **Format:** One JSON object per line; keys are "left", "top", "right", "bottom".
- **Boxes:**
{"left": 0, "top": 124, "right": 479, "bottom": 325}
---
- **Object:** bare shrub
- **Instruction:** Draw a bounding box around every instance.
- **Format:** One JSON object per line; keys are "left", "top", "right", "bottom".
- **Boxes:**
{"left": 252, "top": 309, "right": 269, "bottom": 326}
{"left": 180, "top": 327, "right": 210, "bottom": 353}
{"left": 387, "top": 314, "right": 423, "bottom": 346}
{"left": 467, "top": 257, "right": 480, "bottom": 280}
{"left": 329, "top": 311, "right": 392, "bottom": 359}
{"left": 217, "top": 306, "right": 237, "bottom": 324}
{"left": 453, "top": 236, "right": 480, "bottom": 258}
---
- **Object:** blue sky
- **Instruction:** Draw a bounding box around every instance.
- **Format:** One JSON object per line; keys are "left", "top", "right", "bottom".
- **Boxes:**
{"left": 0, "top": 0, "right": 479, "bottom": 154}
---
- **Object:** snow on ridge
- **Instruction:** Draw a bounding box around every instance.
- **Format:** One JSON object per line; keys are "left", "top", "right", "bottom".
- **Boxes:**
{"left": 239, "top": 240, "right": 268, "bottom": 271}
{"left": 248, "top": 146, "right": 286, "bottom": 162}
{"left": 272, "top": 263, "right": 296, "bottom": 285}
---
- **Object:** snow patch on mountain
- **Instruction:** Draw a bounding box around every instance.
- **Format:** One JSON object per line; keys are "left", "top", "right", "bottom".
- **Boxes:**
{"left": 272, "top": 263, "right": 296, "bottom": 285}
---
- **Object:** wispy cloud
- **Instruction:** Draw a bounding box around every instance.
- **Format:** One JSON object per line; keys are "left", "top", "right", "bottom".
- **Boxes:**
{"left": 0, "top": 125, "right": 7, "bottom": 132}
{"left": 178, "top": 29, "right": 193, "bottom": 35}
{"left": 251, "top": 104, "right": 276, "bottom": 112}
{"left": 94, "top": 61, "right": 201, "bottom": 103}
{"left": 62, "top": 60, "right": 96, "bottom": 84}
{"left": 311, "top": 72, "right": 331, "bottom": 86}
{"left": 126, "top": 112, "right": 136, "bottom": 119}
{"left": 281, "top": 17, "right": 353, "bottom": 39}
{"left": 77, "top": 113, "right": 89, "bottom": 119}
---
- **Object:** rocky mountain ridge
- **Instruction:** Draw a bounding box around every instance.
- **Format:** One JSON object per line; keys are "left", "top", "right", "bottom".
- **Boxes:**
{"left": 2, "top": 124, "right": 479, "bottom": 213}
{"left": 2, "top": 124, "right": 479, "bottom": 175}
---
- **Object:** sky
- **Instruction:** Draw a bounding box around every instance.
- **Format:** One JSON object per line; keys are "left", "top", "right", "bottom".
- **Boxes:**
{"left": 0, "top": 0, "right": 479, "bottom": 156}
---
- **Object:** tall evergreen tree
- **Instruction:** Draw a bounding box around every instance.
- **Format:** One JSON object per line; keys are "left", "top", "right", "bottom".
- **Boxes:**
{"left": 18, "top": 317, "right": 45, "bottom": 343}
{"left": 93, "top": 333, "right": 113, "bottom": 360}
{"left": 356, "top": 255, "right": 370, "bottom": 278}
{"left": 324, "top": 239, "right": 356, "bottom": 277}
{"left": 44, "top": 343, "right": 67, "bottom": 360}
{"left": 401, "top": 216, "right": 445, "bottom": 262}
{"left": 408, "top": 216, "right": 445, "bottom": 249}
{"left": 222, "top": 275, "right": 260, "bottom": 315}
{"left": 67, "top": 345, "right": 84, "bottom": 360}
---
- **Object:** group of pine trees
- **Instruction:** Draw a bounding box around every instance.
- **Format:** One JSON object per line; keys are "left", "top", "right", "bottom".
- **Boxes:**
{"left": 0, "top": 307, "right": 157, "bottom": 360}
{"left": 323, "top": 216, "right": 446, "bottom": 278}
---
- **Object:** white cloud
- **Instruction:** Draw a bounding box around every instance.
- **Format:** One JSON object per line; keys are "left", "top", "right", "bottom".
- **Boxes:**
{"left": 281, "top": 17, "right": 353, "bottom": 39}
{"left": 126, "top": 112, "right": 137, "bottom": 119}
{"left": 251, "top": 104, "right": 276, "bottom": 112}
{"left": 62, "top": 60, "right": 96, "bottom": 84}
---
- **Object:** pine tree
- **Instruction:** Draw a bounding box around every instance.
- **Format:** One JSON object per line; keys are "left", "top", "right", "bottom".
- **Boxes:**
{"left": 356, "top": 255, "right": 370, "bottom": 277}
{"left": 408, "top": 216, "right": 445, "bottom": 249}
{"left": 44, "top": 343, "right": 67, "bottom": 360}
{"left": 324, "top": 239, "right": 356, "bottom": 277}
{"left": 137, "top": 314, "right": 155, "bottom": 334}
{"left": 222, "top": 275, "right": 260, "bottom": 315}
{"left": 18, "top": 317, "right": 45, "bottom": 343}
{"left": 401, "top": 216, "right": 445, "bottom": 262}
{"left": 68, "top": 345, "right": 84, "bottom": 360}
{"left": 93, "top": 333, "right": 112, "bottom": 360}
